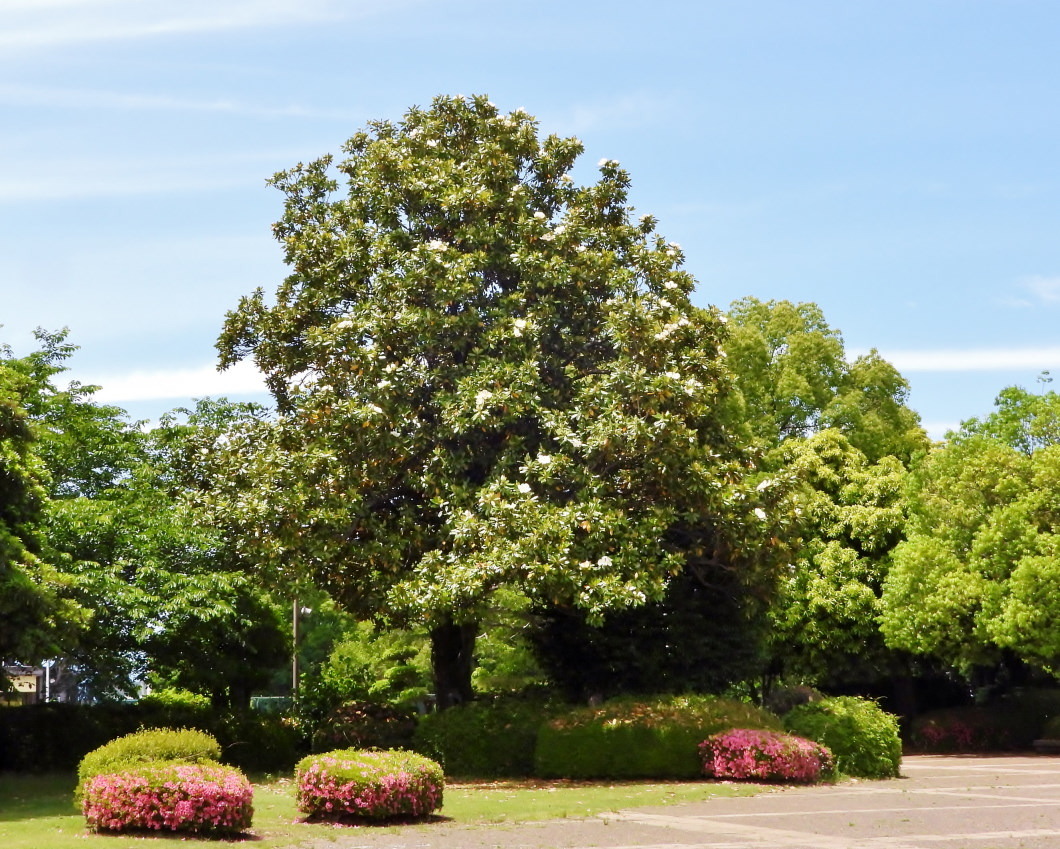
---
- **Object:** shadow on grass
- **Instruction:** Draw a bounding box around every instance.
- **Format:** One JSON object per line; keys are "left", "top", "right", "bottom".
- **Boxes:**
{"left": 0, "top": 771, "right": 77, "bottom": 822}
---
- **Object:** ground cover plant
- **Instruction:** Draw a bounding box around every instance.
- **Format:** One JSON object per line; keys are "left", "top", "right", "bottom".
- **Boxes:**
{"left": 295, "top": 748, "right": 444, "bottom": 821}
{"left": 81, "top": 761, "right": 253, "bottom": 835}
{"left": 783, "top": 696, "right": 901, "bottom": 778}
{"left": 535, "top": 695, "right": 783, "bottom": 779}
{"left": 699, "top": 728, "right": 834, "bottom": 783}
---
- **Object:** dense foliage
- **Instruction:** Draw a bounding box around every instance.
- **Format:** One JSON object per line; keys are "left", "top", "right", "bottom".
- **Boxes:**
{"left": 881, "top": 387, "right": 1060, "bottom": 677}
{"left": 77, "top": 727, "right": 222, "bottom": 798}
{"left": 783, "top": 696, "right": 901, "bottom": 778}
{"left": 212, "top": 94, "right": 787, "bottom": 706}
{"left": 412, "top": 694, "right": 564, "bottom": 777}
{"left": 534, "top": 695, "right": 782, "bottom": 779}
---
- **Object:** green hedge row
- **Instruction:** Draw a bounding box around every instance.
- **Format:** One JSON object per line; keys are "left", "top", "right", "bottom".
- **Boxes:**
{"left": 534, "top": 695, "right": 783, "bottom": 780}
{"left": 0, "top": 702, "right": 301, "bottom": 773}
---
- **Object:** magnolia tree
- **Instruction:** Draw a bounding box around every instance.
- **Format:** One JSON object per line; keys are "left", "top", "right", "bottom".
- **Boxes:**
{"left": 215, "top": 95, "right": 785, "bottom": 706}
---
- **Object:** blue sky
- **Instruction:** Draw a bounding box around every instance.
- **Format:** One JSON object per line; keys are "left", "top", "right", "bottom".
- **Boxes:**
{"left": 3, "top": 0, "right": 1059, "bottom": 438}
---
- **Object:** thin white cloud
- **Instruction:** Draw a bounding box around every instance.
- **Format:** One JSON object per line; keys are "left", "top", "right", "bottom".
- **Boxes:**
{"left": 1024, "top": 275, "right": 1060, "bottom": 303}
{"left": 0, "top": 83, "right": 359, "bottom": 121}
{"left": 86, "top": 359, "right": 267, "bottom": 403}
{"left": 0, "top": 150, "right": 303, "bottom": 202}
{"left": 878, "top": 347, "right": 1060, "bottom": 373}
{"left": 0, "top": 0, "right": 360, "bottom": 50}
{"left": 541, "top": 91, "right": 678, "bottom": 137}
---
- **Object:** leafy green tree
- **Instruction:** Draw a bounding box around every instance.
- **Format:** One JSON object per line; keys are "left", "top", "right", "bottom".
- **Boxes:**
{"left": 725, "top": 297, "right": 927, "bottom": 463}
{"left": 0, "top": 344, "right": 84, "bottom": 664}
{"left": 214, "top": 95, "right": 786, "bottom": 707}
{"left": 720, "top": 299, "right": 926, "bottom": 693}
{"left": 767, "top": 430, "right": 907, "bottom": 686}
{"left": 881, "top": 386, "right": 1060, "bottom": 679}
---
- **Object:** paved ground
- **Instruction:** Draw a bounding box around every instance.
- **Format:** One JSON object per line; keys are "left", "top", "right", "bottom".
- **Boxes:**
{"left": 300, "top": 756, "right": 1060, "bottom": 849}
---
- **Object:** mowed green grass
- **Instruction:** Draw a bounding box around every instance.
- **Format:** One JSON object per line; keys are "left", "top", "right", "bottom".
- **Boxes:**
{"left": 0, "top": 770, "right": 762, "bottom": 848}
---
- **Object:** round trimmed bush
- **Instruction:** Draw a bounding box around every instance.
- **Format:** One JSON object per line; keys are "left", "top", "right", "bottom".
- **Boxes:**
{"left": 700, "top": 728, "right": 834, "bottom": 783}
{"left": 81, "top": 762, "right": 253, "bottom": 834}
{"left": 784, "top": 696, "right": 901, "bottom": 779}
{"left": 77, "top": 727, "right": 222, "bottom": 800}
{"left": 296, "top": 748, "right": 444, "bottom": 821}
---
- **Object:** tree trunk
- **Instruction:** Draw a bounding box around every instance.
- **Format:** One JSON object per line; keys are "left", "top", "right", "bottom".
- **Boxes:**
{"left": 430, "top": 618, "right": 477, "bottom": 710}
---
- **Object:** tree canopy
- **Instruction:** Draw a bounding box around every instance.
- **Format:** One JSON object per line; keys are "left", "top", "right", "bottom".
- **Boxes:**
{"left": 214, "top": 94, "right": 787, "bottom": 705}
{"left": 881, "top": 385, "right": 1060, "bottom": 677}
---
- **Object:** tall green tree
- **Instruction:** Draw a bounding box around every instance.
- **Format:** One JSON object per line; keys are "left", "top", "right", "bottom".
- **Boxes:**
{"left": 214, "top": 95, "right": 785, "bottom": 706}
{"left": 721, "top": 299, "right": 926, "bottom": 692}
{"left": 0, "top": 343, "right": 83, "bottom": 665}
{"left": 725, "top": 297, "right": 927, "bottom": 463}
{"left": 881, "top": 388, "right": 1060, "bottom": 679}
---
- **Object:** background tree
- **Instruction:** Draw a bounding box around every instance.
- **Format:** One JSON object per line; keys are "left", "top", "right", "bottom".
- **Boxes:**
{"left": 721, "top": 299, "right": 927, "bottom": 696}
{"left": 9, "top": 334, "right": 290, "bottom": 705}
{"left": 724, "top": 297, "right": 927, "bottom": 463}
{"left": 767, "top": 430, "right": 907, "bottom": 688}
{"left": 0, "top": 338, "right": 85, "bottom": 665}
{"left": 880, "top": 389, "right": 1060, "bottom": 684}
{"left": 214, "top": 94, "right": 786, "bottom": 707}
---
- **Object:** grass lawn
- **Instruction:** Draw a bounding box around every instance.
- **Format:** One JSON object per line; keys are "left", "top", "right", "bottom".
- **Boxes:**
{"left": 0, "top": 770, "right": 764, "bottom": 848}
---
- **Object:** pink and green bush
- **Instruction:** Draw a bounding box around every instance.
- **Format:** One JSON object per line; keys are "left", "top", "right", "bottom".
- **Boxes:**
{"left": 700, "top": 728, "right": 834, "bottom": 783}
{"left": 296, "top": 749, "right": 444, "bottom": 821}
{"left": 81, "top": 762, "right": 253, "bottom": 834}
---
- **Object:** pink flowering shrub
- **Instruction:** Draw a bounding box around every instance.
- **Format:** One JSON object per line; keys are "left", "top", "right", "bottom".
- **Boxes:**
{"left": 296, "top": 749, "right": 444, "bottom": 821}
{"left": 81, "top": 762, "right": 253, "bottom": 834}
{"left": 700, "top": 728, "right": 834, "bottom": 783}
{"left": 909, "top": 708, "right": 1015, "bottom": 753}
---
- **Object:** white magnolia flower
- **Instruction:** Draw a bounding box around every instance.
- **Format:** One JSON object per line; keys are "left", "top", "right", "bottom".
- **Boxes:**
{"left": 665, "top": 371, "right": 681, "bottom": 380}
{"left": 756, "top": 479, "right": 773, "bottom": 491}
{"left": 367, "top": 403, "right": 383, "bottom": 415}
{"left": 517, "top": 482, "right": 532, "bottom": 494}
{"left": 597, "top": 555, "right": 613, "bottom": 567}
{"left": 426, "top": 239, "right": 446, "bottom": 252}
{"left": 534, "top": 211, "right": 547, "bottom": 220}
{"left": 377, "top": 379, "right": 391, "bottom": 389}
{"left": 475, "top": 389, "right": 493, "bottom": 407}
{"left": 579, "top": 560, "right": 593, "bottom": 569}
{"left": 513, "top": 318, "right": 528, "bottom": 337}
{"left": 553, "top": 225, "right": 566, "bottom": 235}
{"left": 754, "top": 507, "right": 767, "bottom": 520}
{"left": 664, "top": 280, "right": 679, "bottom": 290}
{"left": 537, "top": 453, "right": 552, "bottom": 465}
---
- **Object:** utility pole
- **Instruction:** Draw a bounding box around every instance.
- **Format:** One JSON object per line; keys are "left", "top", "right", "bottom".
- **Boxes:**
{"left": 292, "top": 599, "right": 300, "bottom": 701}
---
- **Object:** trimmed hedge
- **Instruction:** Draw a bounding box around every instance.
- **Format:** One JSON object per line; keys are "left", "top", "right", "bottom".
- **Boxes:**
{"left": 296, "top": 749, "right": 444, "bottom": 821}
{"left": 77, "top": 727, "right": 221, "bottom": 800}
{"left": 413, "top": 695, "right": 564, "bottom": 777}
{"left": 534, "top": 695, "right": 783, "bottom": 779}
{"left": 700, "top": 728, "right": 834, "bottom": 783}
{"left": 784, "top": 696, "right": 901, "bottom": 779}
{"left": 82, "top": 761, "right": 253, "bottom": 834}
{"left": 313, "top": 701, "right": 417, "bottom": 753}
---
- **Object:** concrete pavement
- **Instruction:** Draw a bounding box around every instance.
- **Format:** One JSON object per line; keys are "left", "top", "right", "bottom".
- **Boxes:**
{"left": 303, "top": 755, "right": 1060, "bottom": 849}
